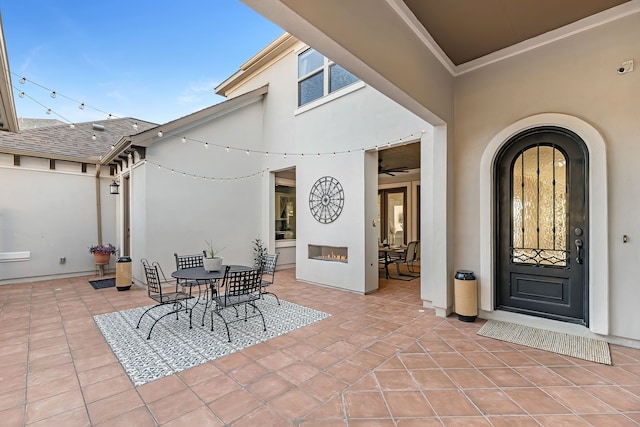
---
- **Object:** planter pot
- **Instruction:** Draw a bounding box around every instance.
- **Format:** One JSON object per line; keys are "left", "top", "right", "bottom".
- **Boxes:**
{"left": 203, "top": 257, "right": 223, "bottom": 272}
{"left": 93, "top": 253, "right": 111, "bottom": 264}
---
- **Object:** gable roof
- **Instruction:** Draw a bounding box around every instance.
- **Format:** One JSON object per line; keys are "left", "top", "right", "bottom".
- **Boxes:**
{"left": 0, "top": 117, "right": 157, "bottom": 163}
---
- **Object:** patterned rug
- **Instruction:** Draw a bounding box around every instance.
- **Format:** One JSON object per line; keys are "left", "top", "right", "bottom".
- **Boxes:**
{"left": 478, "top": 320, "right": 611, "bottom": 365}
{"left": 94, "top": 298, "right": 330, "bottom": 386}
{"left": 89, "top": 278, "right": 116, "bottom": 290}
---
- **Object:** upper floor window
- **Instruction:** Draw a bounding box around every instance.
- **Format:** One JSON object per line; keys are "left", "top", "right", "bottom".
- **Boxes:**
{"left": 298, "top": 48, "right": 359, "bottom": 106}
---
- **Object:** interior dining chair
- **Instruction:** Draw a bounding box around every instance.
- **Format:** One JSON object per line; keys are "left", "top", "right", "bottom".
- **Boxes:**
{"left": 211, "top": 266, "right": 266, "bottom": 342}
{"left": 260, "top": 253, "right": 280, "bottom": 305}
{"left": 137, "top": 259, "right": 193, "bottom": 339}
{"left": 393, "top": 240, "right": 420, "bottom": 280}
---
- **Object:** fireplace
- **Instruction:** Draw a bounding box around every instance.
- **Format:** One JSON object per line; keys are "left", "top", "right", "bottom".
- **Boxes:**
{"left": 308, "top": 245, "right": 348, "bottom": 263}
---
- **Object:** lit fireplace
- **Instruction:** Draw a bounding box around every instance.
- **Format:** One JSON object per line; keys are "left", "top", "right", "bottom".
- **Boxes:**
{"left": 308, "top": 245, "right": 348, "bottom": 263}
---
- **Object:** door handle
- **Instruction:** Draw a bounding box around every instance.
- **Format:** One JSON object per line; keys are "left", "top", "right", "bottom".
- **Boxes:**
{"left": 575, "top": 239, "right": 583, "bottom": 264}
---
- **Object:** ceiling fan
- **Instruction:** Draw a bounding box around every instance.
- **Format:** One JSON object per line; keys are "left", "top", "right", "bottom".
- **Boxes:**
{"left": 378, "top": 158, "right": 409, "bottom": 176}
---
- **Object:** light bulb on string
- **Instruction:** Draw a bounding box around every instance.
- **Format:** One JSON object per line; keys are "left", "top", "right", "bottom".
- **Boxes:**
{"left": 19, "top": 92, "right": 24, "bottom": 98}
{"left": 110, "top": 145, "right": 115, "bottom": 150}
{"left": 226, "top": 146, "right": 230, "bottom": 152}
{"left": 181, "top": 137, "right": 186, "bottom": 144}
{"left": 283, "top": 153, "right": 287, "bottom": 158}
{"left": 107, "top": 114, "right": 112, "bottom": 119}
{"left": 91, "top": 134, "right": 97, "bottom": 141}
{"left": 69, "top": 124, "right": 75, "bottom": 129}
{"left": 265, "top": 152, "right": 269, "bottom": 157}
{"left": 50, "top": 91, "right": 56, "bottom": 98}
{"left": 246, "top": 149, "right": 250, "bottom": 156}
{"left": 79, "top": 103, "right": 85, "bottom": 110}
{"left": 317, "top": 153, "right": 320, "bottom": 158}
{"left": 157, "top": 131, "right": 163, "bottom": 137}
{"left": 45, "top": 109, "right": 51, "bottom": 115}
{"left": 333, "top": 152, "right": 336, "bottom": 157}
{"left": 300, "top": 153, "right": 304, "bottom": 159}
{"left": 204, "top": 142, "right": 208, "bottom": 148}
{"left": 132, "top": 123, "right": 138, "bottom": 130}
{"left": 19, "top": 77, "right": 25, "bottom": 84}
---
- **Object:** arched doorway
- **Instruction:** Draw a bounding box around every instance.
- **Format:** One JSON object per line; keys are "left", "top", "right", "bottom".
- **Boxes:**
{"left": 495, "top": 127, "right": 588, "bottom": 325}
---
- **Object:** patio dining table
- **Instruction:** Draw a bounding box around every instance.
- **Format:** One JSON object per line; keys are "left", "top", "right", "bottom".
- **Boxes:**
{"left": 378, "top": 247, "right": 405, "bottom": 279}
{"left": 171, "top": 265, "right": 252, "bottom": 325}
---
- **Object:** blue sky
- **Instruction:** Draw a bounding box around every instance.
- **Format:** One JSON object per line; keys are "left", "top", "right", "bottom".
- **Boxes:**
{"left": 1, "top": 1, "right": 283, "bottom": 125}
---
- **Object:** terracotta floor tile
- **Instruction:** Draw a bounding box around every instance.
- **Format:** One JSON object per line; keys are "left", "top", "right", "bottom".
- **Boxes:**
{"left": 423, "top": 389, "right": 481, "bottom": 416}
{"left": 301, "top": 372, "right": 347, "bottom": 400}
{"left": 3, "top": 270, "right": 640, "bottom": 425}
{"left": 583, "top": 385, "right": 640, "bottom": 411}
{"left": 0, "top": 388, "right": 25, "bottom": 412}
{"left": 279, "top": 361, "right": 321, "bottom": 385}
{"left": 480, "top": 368, "right": 532, "bottom": 387}
{"left": 514, "top": 367, "right": 573, "bottom": 387}
{"left": 505, "top": 388, "right": 571, "bottom": 415}
{"left": 465, "top": 388, "right": 525, "bottom": 415}
{"left": 430, "top": 353, "right": 472, "bottom": 369}
{"left": 26, "top": 406, "right": 90, "bottom": 427}
{"left": 25, "top": 388, "right": 85, "bottom": 424}
{"left": 247, "top": 373, "right": 294, "bottom": 402}
{"left": 269, "top": 388, "right": 321, "bottom": 419}
{"left": 137, "top": 374, "right": 187, "bottom": 403}
{"left": 86, "top": 389, "right": 144, "bottom": 425}
{"left": 384, "top": 390, "right": 434, "bottom": 417}
{"left": 81, "top": 374, "right": 134, "bottom": 404}
{"left": 191, "top": 373, "right": 241, "bottom": 403}
{"left": 147, "top": 388, "right": 204, "bottom": 424}
{"left": 342, "top": 391, "right": 390, "bottom": 418}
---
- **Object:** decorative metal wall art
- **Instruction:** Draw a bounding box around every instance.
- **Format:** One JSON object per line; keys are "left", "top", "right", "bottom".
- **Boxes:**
{"left": 309, "top": 176, "right": 344, "bottom": 224}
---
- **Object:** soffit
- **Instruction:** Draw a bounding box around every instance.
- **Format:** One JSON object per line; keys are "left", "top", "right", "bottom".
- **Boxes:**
{"left": 403, "top": 0, "right": 630, "bottom": 65}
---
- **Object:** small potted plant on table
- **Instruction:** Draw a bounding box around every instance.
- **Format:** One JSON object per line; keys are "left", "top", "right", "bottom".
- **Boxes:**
{"left": 203, "top": 240, "right": 224, "bottom": 272}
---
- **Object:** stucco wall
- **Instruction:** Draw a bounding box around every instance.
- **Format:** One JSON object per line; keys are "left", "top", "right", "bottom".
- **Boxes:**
{"left": 129, "top": 100, "right": 266, "bottom": 281}
{"left": 454, "top": 13, "right": 640, "bottom": 340}
{"left": 227, "top": 41, "right": 432, "bottom": 293}
{"left": 0, "top": 164, "right": 118, "bottom": 283}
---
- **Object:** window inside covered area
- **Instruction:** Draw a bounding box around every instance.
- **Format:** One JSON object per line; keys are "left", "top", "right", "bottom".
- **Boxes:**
{"left": 275, "top": 185, "right": 296, "bottom": 240}
{"left": 298, "top": 48, "right": 359, "bottom": 106}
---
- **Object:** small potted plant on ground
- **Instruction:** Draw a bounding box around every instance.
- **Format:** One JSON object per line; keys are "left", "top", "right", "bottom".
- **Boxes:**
{"left": 203, "top": 240, "right": 224, "bottom": 272}
{"left": 89, "top": 243, "right": 117, "bottom": 264}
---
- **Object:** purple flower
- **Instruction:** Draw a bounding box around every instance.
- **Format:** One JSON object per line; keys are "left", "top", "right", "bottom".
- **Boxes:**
{"left": 89, "top": 244, "right": 117, "bottom": 255}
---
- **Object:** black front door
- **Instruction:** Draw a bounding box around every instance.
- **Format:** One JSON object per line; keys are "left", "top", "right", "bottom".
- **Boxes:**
{"left": 496, "top": 127, "right": 588, "bottom": 325}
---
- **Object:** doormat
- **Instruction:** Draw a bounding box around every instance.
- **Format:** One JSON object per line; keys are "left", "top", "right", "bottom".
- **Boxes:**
{"left": 94, "top": 298, "right": 331, "bottom": 386}
{"left": 89, "top": 278, "right": 116, "bottom": 290}
{"left": 478, "top": 320, "right": 611, "bottom": 365}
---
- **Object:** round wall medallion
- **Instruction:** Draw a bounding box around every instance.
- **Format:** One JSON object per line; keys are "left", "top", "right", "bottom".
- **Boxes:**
{"left": 309, "top": 176, "right": 344, "bottom": 224}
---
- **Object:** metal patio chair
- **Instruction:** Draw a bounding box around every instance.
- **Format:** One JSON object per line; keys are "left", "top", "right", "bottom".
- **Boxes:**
{"left": 211, "top": 266, "right": 266, "bottom": 342}
{"left": 260, "top": 253, "right": 280, "bottom": 305}
{"left": 137, "top": 259, "right": 193, "bottom": 339}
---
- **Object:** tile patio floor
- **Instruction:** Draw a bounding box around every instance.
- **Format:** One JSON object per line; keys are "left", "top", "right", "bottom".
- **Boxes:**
{"left": 1, "top": 268, "right": 640, "bottom": 426}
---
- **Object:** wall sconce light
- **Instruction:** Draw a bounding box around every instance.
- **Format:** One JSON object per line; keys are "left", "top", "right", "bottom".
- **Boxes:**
{"left": 110, "top": 181, "right": 120, "bottom": 195}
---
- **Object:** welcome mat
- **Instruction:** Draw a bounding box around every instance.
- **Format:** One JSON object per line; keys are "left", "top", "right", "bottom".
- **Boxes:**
{"left": 94, "top": 298, "right": 330, "bottom": 386}
{"left": 89, "top": 278, "right": 116, "bottom": 290}
{"left": 478, "top": 320, "right": 611, "bottom": 365}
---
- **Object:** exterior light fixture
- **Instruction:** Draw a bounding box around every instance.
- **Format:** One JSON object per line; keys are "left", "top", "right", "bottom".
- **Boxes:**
{"left": 109, "top": 181, "right": 120, "bottom": 195}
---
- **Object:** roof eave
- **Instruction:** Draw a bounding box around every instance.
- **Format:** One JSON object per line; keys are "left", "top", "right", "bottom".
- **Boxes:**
{"left": 215, "top": 33, "right": 296, "bottom": 97}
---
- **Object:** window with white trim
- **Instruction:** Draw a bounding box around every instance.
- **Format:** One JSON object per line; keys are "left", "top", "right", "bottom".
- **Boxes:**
{"left": 298, "top": 48, "right": 359, "bottom": 107}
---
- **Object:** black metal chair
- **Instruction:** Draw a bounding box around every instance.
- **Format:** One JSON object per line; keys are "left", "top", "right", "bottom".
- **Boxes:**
{"left": 137, "top": 259, "right": 193, "bottom": 339}
{"left": 393, "top": 240, "right": 420, "bottom": 280}
{"left": 211, "top": 266, "right": 266, "bottom": 342}
{"left": 260, "top": 253, "right": 280, "bottom": 305}
{"left": 174, "top": 252, "right": 212, "bottom": 325}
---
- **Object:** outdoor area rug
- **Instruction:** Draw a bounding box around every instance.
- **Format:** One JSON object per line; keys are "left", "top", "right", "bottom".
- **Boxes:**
{"left": 94, "top": 298, "right": 331, "bottom": 386}
{"left": 478, "top": 320, "right": 611, "bottom": 365}
{"left": 89, "top": 278, "right": 116, "bottom": 290}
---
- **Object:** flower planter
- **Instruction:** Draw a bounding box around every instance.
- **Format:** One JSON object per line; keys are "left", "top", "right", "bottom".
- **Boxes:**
{"left": 203, "top": 257, "right": 223, "bottom": 272}
{"left": 93, "top": 253, "right": 111, "bottom": 264}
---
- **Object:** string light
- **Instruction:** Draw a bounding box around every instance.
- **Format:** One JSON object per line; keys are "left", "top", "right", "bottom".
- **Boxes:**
{"left": 19, "top": 77, "right": 25, "bottom": 84}
{"left": 246, "top": 149, "right": 250, "bottom": 155}
{"left": 181, "top": 137, "right": 186, "bottom": 144}
{"left": 79, "top": 103, "right": 85, "bottom": 110}
{"left": 50, "top": 91, "right": 56, "bottom": 98}
{"left": 204, "top": 142, "right": 208, "bottom": 148}
{"left": 91, "top": 134, "right": 97, "bottom": 141}
{"left": 145, "top": 159, "right": 268, "bottom": 182}
{"left": 69, "top": 124, "right": 75, "bottom": 129}
{"left": 19, "top": 92, "right": 24, "bottom": 98}
{"left": 226, "top": 146, "right": 230, "bottom": 152}
{"left": 45, "top": 109, "right": 51, "bottom": 115}
{"left": 133, "top": 123, "right": 138, "bottom": 130}
{"left": 157, "top": 131, "right": 163, "bottom": 137}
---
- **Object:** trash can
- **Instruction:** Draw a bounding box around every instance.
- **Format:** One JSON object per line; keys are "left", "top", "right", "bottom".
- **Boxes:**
{"left": 454, "top": 270, "right": 477, "bottom": 322}
{"left": 116, "top": 256, "right": 132, "bottom": 291}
